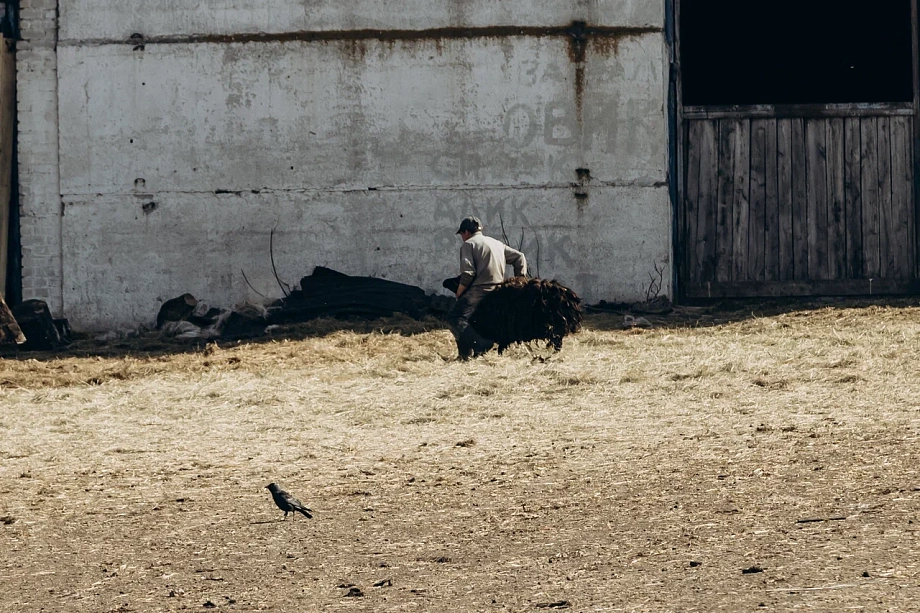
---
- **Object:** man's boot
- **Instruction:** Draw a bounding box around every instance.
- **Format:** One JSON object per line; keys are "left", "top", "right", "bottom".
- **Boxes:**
{"left": 459, "top": 327, "right": 494, "bottom": 358}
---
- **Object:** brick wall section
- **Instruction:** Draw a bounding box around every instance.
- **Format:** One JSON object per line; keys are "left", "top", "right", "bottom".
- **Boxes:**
{"left": 17, "top": 0, "right": 62, "bottom": 313}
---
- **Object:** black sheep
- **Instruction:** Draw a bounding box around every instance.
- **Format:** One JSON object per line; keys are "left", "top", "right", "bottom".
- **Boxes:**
{"left": 467, "top": 277, "right": 582, "bottom": 353}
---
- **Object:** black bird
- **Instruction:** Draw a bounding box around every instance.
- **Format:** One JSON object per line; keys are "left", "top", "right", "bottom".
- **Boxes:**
{"left": 265, "top": 483, "right": 313, "bottom": 520}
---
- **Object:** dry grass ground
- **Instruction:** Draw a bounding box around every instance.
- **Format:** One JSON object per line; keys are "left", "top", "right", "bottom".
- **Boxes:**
{"left": 2, "top": 301, "right": 920, "bottom": 612}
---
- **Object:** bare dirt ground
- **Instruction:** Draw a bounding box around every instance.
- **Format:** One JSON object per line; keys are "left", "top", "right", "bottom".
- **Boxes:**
{"left": 2, "top": 300, "right": 920, "bottom": 612}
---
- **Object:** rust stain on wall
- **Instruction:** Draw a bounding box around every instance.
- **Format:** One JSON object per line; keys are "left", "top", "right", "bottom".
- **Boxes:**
{"left": 591, "top": 34, "right": 623, "bottom": 57}
{"left": 64, "top": 24, "right": 660, "bottom": 47}
{"left": 347, "top": 39, "right": 368, "bottom": 60}
{"left": 564, "top": 22, "right": 588, "bottom": 122}
{"left": 555, "top": 22, "right": 631, "bottom": 132}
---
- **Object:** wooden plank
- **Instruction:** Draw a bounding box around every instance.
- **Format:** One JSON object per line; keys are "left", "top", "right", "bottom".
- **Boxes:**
{"left": 731, "top": 120, "right": 751, "bottom": 281}
{"left": 684, "top": 121, "right": 703, "bottom": 283}
{"left": 776, "top": 119, "right": 794, "bottom": 280}
{"left": 912, "top": 0, "right": 920, "bottom": 277}
{"left": 673, "top": 0, "right": 685, "bottom": 298}
{"left": 913, "top": 0, "right": 920, "bottom": 120}
{"left": 791, "top": 119, "right": 809, "bottom": 281}
{"left": 890, "top": 116, "right": 913, "bottom": 277}
{"left": 749, "top": 120, "right": 767, "bottom": 281}
{"left": 913, "top": 116, "right": 918, "bottom": 278}
{"left": 844, "top": 118, "right": 863, "bottom": 279}
{"left": 0, "top": 37, "right": 14, "bottom": 295}
{"left": 683, "top": 278, "right": 920, "bottom": 299}
{"left": 697, "top": 120, "right": 718, "bottom": 283}
{"left": 861, "top": 117, "right": 881, "bottom": 277}
{"left": 826, "top": 118, "right": 846, "bottom": 280}
{"left": 714, "top": 119, "right": 735, "bottom": 283}
{"left": 677, "top": 121, "right": 687, "bottom": 289}
{"left": 877, "top": 117, "right": 893, "bottom": 277}
{"left": 682, "top": 103, "right": 915, "bottom": 120}
{"left": 805, "top": 119, "right": 829, "bottom": 280}
{"left": 763, "top": 119, "right": 779, "bottom": 281}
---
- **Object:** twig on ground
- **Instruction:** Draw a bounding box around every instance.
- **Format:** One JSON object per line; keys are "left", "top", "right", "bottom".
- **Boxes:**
{"left": 796, "top": 517, "right": 847, "bottom": 523}
{"left": 766, "top": 583, "right": 866, "bottom": 592}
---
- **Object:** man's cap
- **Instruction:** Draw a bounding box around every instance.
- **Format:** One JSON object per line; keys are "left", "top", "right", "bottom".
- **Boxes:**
{"left": 456, "top": 216, "right": 482, "bottom": 234}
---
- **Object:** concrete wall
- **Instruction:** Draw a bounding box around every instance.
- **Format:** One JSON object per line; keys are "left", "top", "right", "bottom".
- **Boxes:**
{"left": 59, "top": 1, "right": 663, "bottom": 38}
{"left": 25, "top": 1, "right": 671, "bottom": 329}
{"left": 18, "top": 0, "right": 63, "bottom": 315}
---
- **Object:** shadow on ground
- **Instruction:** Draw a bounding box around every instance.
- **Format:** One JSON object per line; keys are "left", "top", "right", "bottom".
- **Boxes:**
{"left": 0, "top": 314, "right": 448, "bottom": 363}
{"left": 584, "top": 295, "right": 920, "bottom": 332}
{"left": 3, "top": 296, "right": 920, "bottom": 362}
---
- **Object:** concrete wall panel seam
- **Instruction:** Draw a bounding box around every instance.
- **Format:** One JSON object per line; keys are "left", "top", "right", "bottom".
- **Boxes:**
{"left": 58, "top": 24, "right": 664, "bottom": 48}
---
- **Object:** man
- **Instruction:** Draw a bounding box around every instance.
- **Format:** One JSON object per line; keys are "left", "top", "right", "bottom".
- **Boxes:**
{"left": 447, "top": 216, "right": 527, "bottom": 359}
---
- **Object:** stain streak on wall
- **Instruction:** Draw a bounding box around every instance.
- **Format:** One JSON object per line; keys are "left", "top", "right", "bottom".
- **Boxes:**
{"left": 59, "top": 24, "right": 659, "bottom": 48}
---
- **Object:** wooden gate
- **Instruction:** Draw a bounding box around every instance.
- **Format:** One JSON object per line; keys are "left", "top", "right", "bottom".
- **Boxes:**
{"left": 676, "top": 0, "right": 920, "bottom": 299}
{"left": 681, "top": 109, "right": 916, "bottom": 297}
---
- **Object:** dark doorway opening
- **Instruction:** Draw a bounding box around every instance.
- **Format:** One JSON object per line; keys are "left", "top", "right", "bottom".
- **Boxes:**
{"left": 680, "top": 0, "right": 914, "bottom": 106}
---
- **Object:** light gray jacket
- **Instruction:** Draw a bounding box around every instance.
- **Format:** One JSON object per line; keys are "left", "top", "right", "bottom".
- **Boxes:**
{"left": 459, "top": 232, "right": 527, "bottom": 290}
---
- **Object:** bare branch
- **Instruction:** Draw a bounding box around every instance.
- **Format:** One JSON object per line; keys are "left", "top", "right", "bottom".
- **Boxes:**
{"left": 499, "top": 213, "right": 511, "bottom": 246}
{"left": 503, "top": 215, "right": 540, "bottom": 278}
{"left": 645, "top": 261, "right": 666, "bottom": 301}
{"left": 533, "top": 227, "right": 541, "bottom": 279}
{"left": 270, "top": 227, "right": 291, "bottom": 297}
{"left": 241, "top": 269, "right": 269, "bottom": 300}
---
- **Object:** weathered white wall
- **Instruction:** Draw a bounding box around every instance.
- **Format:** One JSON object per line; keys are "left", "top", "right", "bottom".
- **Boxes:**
{"left": 60, "top": 37, "right": 664, "bottom": 191}
{"left": 24, "top": 1, "right": 671, "bottom": 329}
{"left": 18, "top": 0, "right": 63, "bottom": 315}
{"left": 62, "top": 186, "right": 668, "bottom": 326}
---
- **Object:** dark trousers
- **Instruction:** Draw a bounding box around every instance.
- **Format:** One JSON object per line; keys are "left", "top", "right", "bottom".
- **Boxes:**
{"left": 446, "top": 286, "right": 494, "bottom": 357}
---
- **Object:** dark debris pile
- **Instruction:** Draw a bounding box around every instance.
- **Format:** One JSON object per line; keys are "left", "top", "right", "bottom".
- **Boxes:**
{"left": 154, "top": 266, "right": 454, "bottom": 341}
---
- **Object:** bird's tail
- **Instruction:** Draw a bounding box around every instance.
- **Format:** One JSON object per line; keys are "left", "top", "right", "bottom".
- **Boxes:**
{"left": 298, "top": 507, "right": 313, "bottom": 519}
